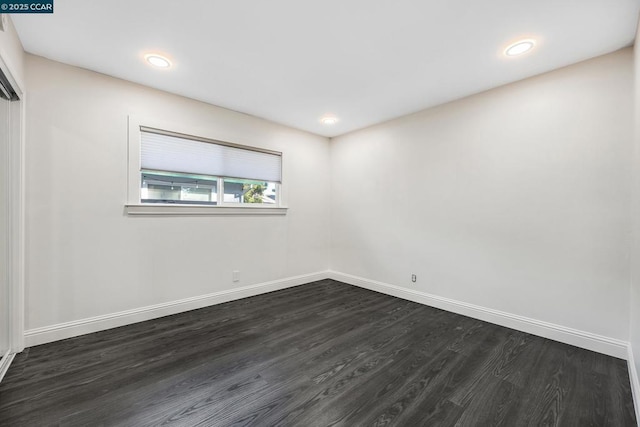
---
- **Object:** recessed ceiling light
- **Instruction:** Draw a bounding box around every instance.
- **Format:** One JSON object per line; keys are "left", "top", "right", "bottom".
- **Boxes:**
{"left": 320, "top": 115, "right": 338, "bottom": 125}
{"left": 145, "top": 53, "right": 172, "bottom": 68}
{"left": 504, "top": 39, "right": 536, "bottom": 57}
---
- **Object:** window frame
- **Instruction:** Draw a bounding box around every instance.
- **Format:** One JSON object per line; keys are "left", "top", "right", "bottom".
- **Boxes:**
{"left": 125, "top": 115, "right": 287, "bottom": 216}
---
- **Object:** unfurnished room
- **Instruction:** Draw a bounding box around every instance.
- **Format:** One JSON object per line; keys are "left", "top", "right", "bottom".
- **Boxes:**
{"left": 0, "top": 1, "right": 639, "bottom": 426}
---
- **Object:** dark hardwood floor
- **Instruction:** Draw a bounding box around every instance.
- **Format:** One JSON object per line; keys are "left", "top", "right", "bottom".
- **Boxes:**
{"left": 0, "top": 279, "right": 636, "bottom": 426}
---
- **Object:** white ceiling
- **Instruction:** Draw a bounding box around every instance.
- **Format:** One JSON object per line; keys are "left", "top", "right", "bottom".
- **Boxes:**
{"left": 12, "top": 0, "right": 640, "bottom": 137}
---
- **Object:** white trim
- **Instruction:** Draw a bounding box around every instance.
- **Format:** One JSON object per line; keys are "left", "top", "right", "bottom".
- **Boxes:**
{"left": 24, "top": 269, "right": 634, "bottom": 363}
{"left": 24, "top": 271, "right": 329, "bottom": 347}
{"left": 628, "top": 344, "right": 640, "bottom": 425}
{"left": 8, "top": 97, "right": 24, "bottom": 352}
{"left": 0, "top": 351, "right": 15, "bottom": 384}
{"left": 0, "top": 20, "right": 25, "bottom": 96}
{"left": 125, "top": 204, "right": 288, "bottom": 216}
{"left": 0, "top": 38, "right": 25, "bottom": 354}
{"left": 329, "top": 271, "right": 629, "bottom": 359}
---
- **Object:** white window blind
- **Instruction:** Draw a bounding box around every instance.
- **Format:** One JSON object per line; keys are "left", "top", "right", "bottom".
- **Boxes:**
{"left": 140, "top": 129, "right": 282, "bottom": 183}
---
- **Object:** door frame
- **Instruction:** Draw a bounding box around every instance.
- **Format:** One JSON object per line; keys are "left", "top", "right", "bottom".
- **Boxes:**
{"left": 0, "top": 48, "right": 25, "bottom": 355}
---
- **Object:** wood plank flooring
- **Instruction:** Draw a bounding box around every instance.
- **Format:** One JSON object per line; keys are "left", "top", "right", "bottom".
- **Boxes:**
{"left": 0, "top": 279, "right": 636, "bottom": 426}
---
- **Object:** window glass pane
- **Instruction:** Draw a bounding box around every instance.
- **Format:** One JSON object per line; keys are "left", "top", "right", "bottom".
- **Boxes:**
{"left": 141, "top": 170, "right": 217, "bottom": 205}
{"left": 223, "top": 178, "right": 277, "bottom": 204}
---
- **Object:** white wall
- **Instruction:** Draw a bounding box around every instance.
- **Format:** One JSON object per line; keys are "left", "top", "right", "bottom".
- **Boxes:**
{"left": 24, "top": 54, "right": 330, "bottom": 332}
{"left": 331, "top": 49, "right": 633, "bottom": 341}
{"left": 21, "top": 43, "right": 638, "bottom": 358}
{"left": 630, "top": 23, "right": 640, "bottom": 412}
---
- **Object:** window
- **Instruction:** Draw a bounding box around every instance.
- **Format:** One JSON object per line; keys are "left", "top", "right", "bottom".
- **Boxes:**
{"left": 141, "top": 170, "right": 218, "bottom": 205}
{"left": 222, "top": 178, "right": 277, "bottom": 204}
{"left": 127, "top": 122, "right": 285, "bottom": 215}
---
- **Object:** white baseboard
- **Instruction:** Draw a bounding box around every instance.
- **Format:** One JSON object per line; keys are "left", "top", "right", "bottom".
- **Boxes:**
{"left": 0, "top": 350, "right": 15, "bottom": 384}
{"left": 628, "top": 345, "right": 640, "bottom": 426}
{"left": 24, "top": 271, "right": 330, "bottom": 347}
{"left": 329, "top": 271, "right": 629, "bottom": 359}
{"left": 24, "top": 269, "right": 631, "bottom": 362}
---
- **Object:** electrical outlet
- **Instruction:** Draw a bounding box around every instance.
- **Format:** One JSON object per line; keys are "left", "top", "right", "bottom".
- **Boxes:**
{"left": 232, "top": 270, "right": 240, "bottom": 282}
{"left": 411, "top": 274, "right": 417, "bottom": 283}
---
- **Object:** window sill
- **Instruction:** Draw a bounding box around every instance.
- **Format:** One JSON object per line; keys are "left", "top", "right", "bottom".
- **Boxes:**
{"left": 125, "top": 204, "right": 288, "bottom": 216}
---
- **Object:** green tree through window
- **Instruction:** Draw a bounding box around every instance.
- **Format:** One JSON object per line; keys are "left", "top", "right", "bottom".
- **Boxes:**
{"left": 243, "top": 183, "right": 266, "bottom": 203}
